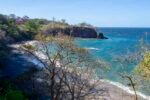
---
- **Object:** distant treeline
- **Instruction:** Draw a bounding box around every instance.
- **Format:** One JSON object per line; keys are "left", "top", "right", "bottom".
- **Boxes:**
{"left": 0, "top": 13, "right": 94, "bottom": 67}
{"left": 0, "top": 14, "right": 93, "bottom": 43}
{"left": 0, "top": 14, "right": 65, "bottom": 43}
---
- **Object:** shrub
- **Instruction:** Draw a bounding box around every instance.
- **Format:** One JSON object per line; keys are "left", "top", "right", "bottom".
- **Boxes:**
{"left": 134, "top": 52, "right": 150, "bottom": 80}
{"left": 0, "top": 89, "right": 27, "bottom": 100}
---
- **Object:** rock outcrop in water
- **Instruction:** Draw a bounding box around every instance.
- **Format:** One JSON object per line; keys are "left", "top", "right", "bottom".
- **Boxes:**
{"left": 43, "top": 26, "right": 107, "bottom": 39}
{"left": 98, "top": 32, "right": 108, "bottom": 39}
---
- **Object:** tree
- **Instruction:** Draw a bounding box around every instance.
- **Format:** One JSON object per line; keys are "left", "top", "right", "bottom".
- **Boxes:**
{"left": 134, "top": 52, "right": 150, "bottom": 80}
{"left": 77, "top": 22, "right": 93, "bottom": 27}
{"left": 21, "top": 34, "right": 105, "bottom": 100}
{"left": 9, "top": 14, "right": 16, "bottom": 19}
{"left": 61, "top": 19, "right": 66, "bottom": 24}
{"left": 114, "top": 39, "right": 150, "bottom": 100}
{"left": 22, "top": 15, "right": 29, "bottom": 21}
{"left": 120, "top": 74, "right": 138, "bottom": 100}
{"left": 25, "top": 20, "right": 41, "bottom": 33}
{"left": 0, "top": 14, "right": 22, "bottom": 41}
{"left": 23, "top": 20, "right": 41, "bottom": 39}
{"left": 0, "top": 14, "right": 8, "bottom": 25}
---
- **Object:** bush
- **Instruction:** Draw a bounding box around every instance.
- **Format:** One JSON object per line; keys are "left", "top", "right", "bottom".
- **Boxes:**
{"left": 0, "top": 89, "right": 27, "bottom": 100}
{"left": 134, "top": 52, "right": 150, "bottom": 80}
{"left": 0, "top": 80, "right": 28, "bottom": 100}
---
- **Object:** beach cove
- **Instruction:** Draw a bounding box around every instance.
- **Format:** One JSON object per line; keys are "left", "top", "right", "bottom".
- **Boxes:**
{"left": 9, "top": 36, "right": 150, "bottom": 100}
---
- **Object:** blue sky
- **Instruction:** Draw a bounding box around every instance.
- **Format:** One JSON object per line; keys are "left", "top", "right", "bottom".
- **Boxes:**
{"left": 0, "top": 0, "right": 150, "bottom": 27}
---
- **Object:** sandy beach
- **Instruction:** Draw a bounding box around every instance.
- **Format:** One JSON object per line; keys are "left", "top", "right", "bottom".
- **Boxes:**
{"left": 100, "top": 80, "right": 149, "bottom": 100}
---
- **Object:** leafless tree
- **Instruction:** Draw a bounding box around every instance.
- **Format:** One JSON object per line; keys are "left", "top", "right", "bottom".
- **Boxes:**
{"left": 120, "top": 74, "right": 138, "bottom": 100}
{"left": 21, "top": 34, "right": 106, "bottom": 100}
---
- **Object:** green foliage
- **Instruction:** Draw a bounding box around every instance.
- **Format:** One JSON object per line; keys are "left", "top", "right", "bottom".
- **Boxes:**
{"left": 0, "top": 14, "right": 42, "bottom": 42}
{"left": 76, "top": 48, "right": 87, "bottom": 53}
{"left": 0, "top": 14, "right": 21, "bottom": 41}
{"left": 22, "top": 44, "right": 36, "bottom": 51}
{"left": 32, "top": 19, "right": 49, "bottom": 25}
{"left": 20, "top": 20, "right": 42, "bottom": 39}
{"left": 0, "top": 14, "right": 8, "bottom": 25}
{"left": 77, "top": 22, "right": 93, "bottom": 27}
{"left": 134, "top": 52, "right": 150, "bottom": 80}
{"left": 42, "top": 21, "right": 69, "bottom": 31}
{"left": 0, "top": 79, "right": 28, "bottom": 100}
{"left": 0, "top": 89, "right": 27, "bottom": 100}
{"left": 7, "top": 20, "right": 20, "bottom": 40}
{"left": 24, "top": 20, "right": 41, "bottom": 33}
{"left": 0, "top": 13, "right": 71, "bottom": 43}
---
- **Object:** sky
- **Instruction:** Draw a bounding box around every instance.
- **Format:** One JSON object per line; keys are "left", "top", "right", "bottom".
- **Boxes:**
{"left": 0, "top": 0, "right": 150, "bottom": 27}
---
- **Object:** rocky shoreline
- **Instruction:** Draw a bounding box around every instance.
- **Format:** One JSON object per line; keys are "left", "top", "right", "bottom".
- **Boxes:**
{"left": 43, "top": 26, "right": 108, "bottom": 39}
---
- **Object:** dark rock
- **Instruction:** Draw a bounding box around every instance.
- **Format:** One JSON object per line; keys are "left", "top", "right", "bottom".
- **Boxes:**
{"left": 98, "top": 32, "right": 108, "bottom": 39}
{"left": 64, "top": 27, "right": 98, "bottom": 38}
{"left": 43, "top": 26, "right": 108, "bottom": 39}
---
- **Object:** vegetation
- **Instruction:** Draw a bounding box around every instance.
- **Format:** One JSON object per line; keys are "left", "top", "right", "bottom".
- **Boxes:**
{"left": 20, "top": 34, "right": 105, "bottom": 100}
{"left": 77, "top": 22, "right": 94, "bottom": 27}
{"left": 134, "top": 52, "right": 150, "bottom": 80}
{"left": 0, "top": 80, "right": 27, "bottom": 100}
{"left": 0, "top": 14, "right": 22, "bottom": 42}
{"left": 0, "top": 14, "right": 71, "bottom": 44}
{"left": 0, "top": 89, "right": 27, "bottom": 100}
{"left": 1, "top": 13, "right": 148, "bottom": 100}
{"left": 0, "top": 13, "right": 98, "bottom": 99}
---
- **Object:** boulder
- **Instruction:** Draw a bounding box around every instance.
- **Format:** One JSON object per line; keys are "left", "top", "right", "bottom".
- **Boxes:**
{"left": 98, "top": 32, "right": 108, "bottom": 39}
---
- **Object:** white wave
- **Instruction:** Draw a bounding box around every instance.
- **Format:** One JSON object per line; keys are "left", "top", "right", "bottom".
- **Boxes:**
{"left": 101, "top": 79, "right": 150, "bottom": 100}
{"left": 85, "top": 47, "right": 100, "bottom": 51}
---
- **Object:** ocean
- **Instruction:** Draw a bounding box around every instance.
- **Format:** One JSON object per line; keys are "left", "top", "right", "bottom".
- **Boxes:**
{"left": 75, "top": 27, "right": 150, "bottom": 95}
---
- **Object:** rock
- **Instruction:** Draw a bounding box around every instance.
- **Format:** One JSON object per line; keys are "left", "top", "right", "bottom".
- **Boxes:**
{"left": 98, "top": 32, "right": 108, "bottom": 39}
{"left": 64, "top": 27, "right": 98, "bottom": 38}
{"left": 43, "top": 26, "right": 108, "bottom": 39}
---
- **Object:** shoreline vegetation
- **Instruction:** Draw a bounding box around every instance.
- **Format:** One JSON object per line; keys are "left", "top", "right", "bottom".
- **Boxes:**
{"left": 0, "top": 13, "right": 107, "bottom": 45}
{"left": 10, "top": 41, "right": 149, "bottom": 100}
{"left": 0, "top": 13, "right": 150, "bottom": 100}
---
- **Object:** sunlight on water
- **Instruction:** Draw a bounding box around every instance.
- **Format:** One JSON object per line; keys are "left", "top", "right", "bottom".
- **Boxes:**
{"left": 75, "top": 28, "right": 150, "bottom": 95}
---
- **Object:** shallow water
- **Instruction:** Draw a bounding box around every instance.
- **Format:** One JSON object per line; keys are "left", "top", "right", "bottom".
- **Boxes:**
{"left": 75, "top": 27, "right": 150, "bottom": 95}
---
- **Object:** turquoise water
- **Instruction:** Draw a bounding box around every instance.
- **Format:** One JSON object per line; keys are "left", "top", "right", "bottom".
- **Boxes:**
{"left": 75, "top": 28, "right": 150, "bottom": 94}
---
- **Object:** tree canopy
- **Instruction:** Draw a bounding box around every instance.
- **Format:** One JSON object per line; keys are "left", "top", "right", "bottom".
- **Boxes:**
{"left": 134, "top": 52, "right": 150, "bottom": 80}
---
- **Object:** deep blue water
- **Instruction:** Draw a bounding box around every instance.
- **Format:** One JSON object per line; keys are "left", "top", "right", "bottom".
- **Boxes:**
{"left": 75, "top": 28, "right": 150, "bottom": 93}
